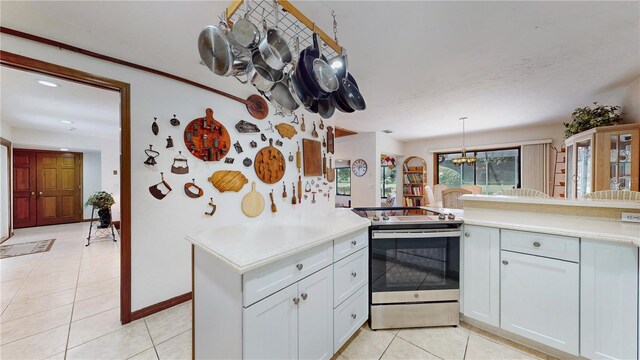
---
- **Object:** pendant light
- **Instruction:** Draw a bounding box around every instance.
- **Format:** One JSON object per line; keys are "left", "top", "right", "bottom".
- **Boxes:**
{"left": 452, "top": 117, "right": 477, "bottom": 165}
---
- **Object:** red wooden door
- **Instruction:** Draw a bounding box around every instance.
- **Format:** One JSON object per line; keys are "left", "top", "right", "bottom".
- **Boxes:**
{"left": 13, "top": 149, "right": 37, "bottom": 228}
{"left": 13, "top": 150, "right": 83, "bottom": 228}
{"left": 36, "top": 152, "right": 82, "bottom": 226}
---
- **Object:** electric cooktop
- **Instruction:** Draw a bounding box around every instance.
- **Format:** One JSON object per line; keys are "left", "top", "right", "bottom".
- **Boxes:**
{"left": 351, "top": 207, "right": 463, "bottom": 225}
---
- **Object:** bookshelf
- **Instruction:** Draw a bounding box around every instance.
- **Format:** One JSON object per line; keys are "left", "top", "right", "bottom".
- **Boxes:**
{"left": 402, "top": 156, "right": 427, "bottom": 207}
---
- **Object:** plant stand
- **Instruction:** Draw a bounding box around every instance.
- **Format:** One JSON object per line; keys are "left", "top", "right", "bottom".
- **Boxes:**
{"left": 86, "top": 206, "right": 116, "bottom": 246}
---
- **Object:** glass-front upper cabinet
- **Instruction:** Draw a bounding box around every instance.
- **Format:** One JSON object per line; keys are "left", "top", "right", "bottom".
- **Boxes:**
{"left": 565, "top": 124, "right": 639, "bottom": 198}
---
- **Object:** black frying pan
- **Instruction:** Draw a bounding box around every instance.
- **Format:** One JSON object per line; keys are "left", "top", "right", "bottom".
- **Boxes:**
{"left": 295, "top": 33, "right": 329, "bottom": 100}
{"left": 336, "top": 73, "right": 365, "bottom": 111}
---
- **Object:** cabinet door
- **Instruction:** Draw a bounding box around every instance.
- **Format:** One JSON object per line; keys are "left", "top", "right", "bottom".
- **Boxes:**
{"left": 462, "top": 225, "right": 500, "bottom": 326}
{"left": 581, "top": 240, "right": 638, "bottom": 360}
{"left": 298, "top": 266, "right": 334, "bottom": 360}
{"left": 501, "top": 251, "right": 579, "bottom": 355}
{"left": 243, "top": 283, "right": 298, "bottom": 360}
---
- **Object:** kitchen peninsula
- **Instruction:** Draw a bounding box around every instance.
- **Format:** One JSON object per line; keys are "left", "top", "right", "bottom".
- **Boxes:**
{"left": 460, "top": 194, "right": 640, "bottom": 359}
{"left": 186, "top": 209, "right": 371, "bottom": 359}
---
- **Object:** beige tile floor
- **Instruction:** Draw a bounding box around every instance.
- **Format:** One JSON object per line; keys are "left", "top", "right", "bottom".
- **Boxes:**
{"left": 1, "top": 223, "right": 552, "bottom": 360}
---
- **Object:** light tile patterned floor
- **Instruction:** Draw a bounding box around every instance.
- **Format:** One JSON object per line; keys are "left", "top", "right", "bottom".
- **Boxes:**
{"left": 1, "top": 223, "right": 553, "bottom": 360}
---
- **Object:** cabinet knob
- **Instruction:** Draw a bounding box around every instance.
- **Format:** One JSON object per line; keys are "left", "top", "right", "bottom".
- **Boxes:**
{"left": 464, "top": 232, "right": 470, "bottom": 237}
{"left": 293, "top": 297, "right": 300, "bottom": 305}
{"left": 502, "top": 260, "right": 509, "bottom": 265}
{"left": 301, "top": 293, "right": 308, "bottom": 300}
{"left": 351, "top": 240, "right": 357, "bottom": 246}
{"left": 351, "top": 313, "right": 357, "bottom": 320}
{"left": 351, "top": 272, "right": 357, "bottom": 278}
{"left": 533, "top": 241, "right": 541, "bottom": 248}
{"left": 296, "top": 263, "right": 303, "bottom": 271}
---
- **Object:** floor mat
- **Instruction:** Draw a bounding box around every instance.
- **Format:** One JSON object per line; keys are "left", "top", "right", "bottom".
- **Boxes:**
{"left": 0, "top": 239, "right": 56, "bottom": 259}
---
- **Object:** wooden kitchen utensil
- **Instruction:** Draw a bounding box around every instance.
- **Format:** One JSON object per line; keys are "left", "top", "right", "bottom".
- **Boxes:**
{"left": 204, "top": 198, "right": 217, "bottom": 216}
{"left": 269, "top": 190, "right": 277, "bottom": 213}
{"left": 254, "top": 138, "right": 286, "bottom": 184}
{"left": 322, "top": 152, "right": 327, "bottom": 177}
{"left": 296, "top": 142, "right": 302, "bottom": 174}
{"left": 241, "top": 182, "right": 265, "bottom": 218}
{"left": 303, "top": 139, "right": 322, "bottom": 176}
{"left": 300, "top": 114, "right": 306, "bottom": 131}
{"left": 275, "top": 123, "right": 298, "bottom": 139}
{"left": 183, "top": 108, "right": 230, "bottom": 162}
{"left": 298, "top": 175, "right": 302, "bottom": 203}
{"left": 327, "top": 126, "right": 335, "bottom": 154}
{"left": 292, "top": 182, "right": 297, "bottom": 204}
{"left": 311, "top": 121, "right": 318, "bottom": 138}
{"left": 208, "top": 170, "right": 248, "bottom": 192}
{"left": 282, "top": 182, "right": 287, "bottom": 198}
{"left": 319, "top": 118, "right": 325, "bottom": 130}
{"left": 327, "top": 157, "right": 335, "bottom": 182}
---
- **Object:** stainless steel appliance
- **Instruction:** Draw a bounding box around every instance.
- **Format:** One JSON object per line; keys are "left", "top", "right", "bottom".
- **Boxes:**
{"left": 352, "top": 207, "right": 462, "bottom": 330}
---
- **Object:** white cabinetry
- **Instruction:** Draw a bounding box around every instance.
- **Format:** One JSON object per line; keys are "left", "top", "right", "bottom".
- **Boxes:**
{"left": 500, "top": 250, "right": 579, "bottom": 355}
{"left": 581, "top": 239, "right": 638, "bottom": 360}
{"left": 462, "top": 225, "right": 500, "bottom": 327}
{"left": 243, "top": 283, "right": 299, "bottom": 359}
{"left": 298, "top": 266, "right": 334, "bottom": 360}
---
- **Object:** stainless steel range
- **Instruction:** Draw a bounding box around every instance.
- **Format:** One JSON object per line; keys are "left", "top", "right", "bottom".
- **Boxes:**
{"left": 352, "top": 207, "right": 463, "bottom": 330}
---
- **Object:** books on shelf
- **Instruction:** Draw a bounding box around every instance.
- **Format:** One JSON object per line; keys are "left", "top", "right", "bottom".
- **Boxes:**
{"left": 404, "top": 197, "right": 423, "bottom": 206}
{"left": 404, "top": 173, "right": 424, "bottom": 183}
{"left": 403, "top": 185, "right": 423, "bottom": 196}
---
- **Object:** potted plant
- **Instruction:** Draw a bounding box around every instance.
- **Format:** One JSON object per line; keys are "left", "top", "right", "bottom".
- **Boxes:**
{"left": 564, "top": 102, "right": 622, "bottom": 138}
{"left": 85, "top": 191, "right": 115, "bottom": 228}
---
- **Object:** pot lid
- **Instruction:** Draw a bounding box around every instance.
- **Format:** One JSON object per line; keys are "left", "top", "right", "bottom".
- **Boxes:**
{"left": 198, "top": 25, "right": 233, "bottom": 76}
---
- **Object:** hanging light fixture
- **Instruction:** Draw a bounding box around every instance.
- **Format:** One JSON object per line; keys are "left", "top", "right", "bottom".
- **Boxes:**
{"left": 452, "top": 117, "right": 477, "bottom": 165}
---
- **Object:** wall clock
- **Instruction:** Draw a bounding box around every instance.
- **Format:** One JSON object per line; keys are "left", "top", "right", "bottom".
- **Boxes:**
{"left": 352, "top": 159, "right": 368, "bottom": 177}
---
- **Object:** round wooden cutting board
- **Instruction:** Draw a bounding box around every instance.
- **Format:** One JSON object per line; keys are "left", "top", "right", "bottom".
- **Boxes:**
{"left": 254, "top": 138, "right": 286, "bottom": 184}
{"left": 241, "top": 182, "right": 265, "bottom": 218}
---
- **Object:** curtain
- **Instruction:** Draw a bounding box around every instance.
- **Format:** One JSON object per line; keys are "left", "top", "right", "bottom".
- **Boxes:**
{"left": 521, "top": 144, "right": 550, "bottom": 193}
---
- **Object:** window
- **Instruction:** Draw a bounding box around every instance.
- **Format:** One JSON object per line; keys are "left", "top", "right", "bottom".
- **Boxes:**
{"left": 437, "top": 148, "right": 520, "bottom": 194}
{"left": 380, "top": 165, "right": 397, "bottom": 198}
{"left": 336, "top": 167, "right": 351, "bottom": 196}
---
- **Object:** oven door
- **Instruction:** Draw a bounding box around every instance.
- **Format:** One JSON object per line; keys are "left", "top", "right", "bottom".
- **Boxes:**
{"left": 370, "top": 229, "right": 460, "bottom": 304}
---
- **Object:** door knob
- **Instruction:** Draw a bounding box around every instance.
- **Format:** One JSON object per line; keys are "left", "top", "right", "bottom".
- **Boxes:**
{"left": 30, "top": 191, "right": 35, "bottom": 196}
{"left": 38, "top": 192, "right": 43, "bottom": 195}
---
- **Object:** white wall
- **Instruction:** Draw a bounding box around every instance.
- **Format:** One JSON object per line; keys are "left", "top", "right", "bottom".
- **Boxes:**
{"left": 621, "top": 77, "right": 640, "bottom": 124}
{"left": 334, "top": 133, "right": 378, "bottom": 207}
{"left": 403, "top": 122, "right": 565, "bottom": 188}
{"left": 1, "top": 34, "right": 335, "bottom": 311}
{"left": 82, "top": 151, "right": 102, "bottom": 220}
{"left": 0, "top": 144, "right": 9, "bottom": 239}
{"left": 1, "top": 120, "right": 12, "bottom": 141}
{"left": 10, "top": 127, "right": 119, "bottom": 221}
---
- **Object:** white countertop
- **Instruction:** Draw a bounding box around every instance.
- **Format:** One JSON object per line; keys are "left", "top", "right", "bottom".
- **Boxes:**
{"left": 464, "top": 208, "right": 640, "bottom": 247}
{"left": 461, "top": 194, "right": 640, "bottom": 210}
{"left": 186, "top": 209, "right": 371, "bottom": 273}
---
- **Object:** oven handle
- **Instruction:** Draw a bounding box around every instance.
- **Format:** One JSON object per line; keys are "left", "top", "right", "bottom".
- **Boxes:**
{"left": 372, "top": 230, "right": 461, "bottom": 239}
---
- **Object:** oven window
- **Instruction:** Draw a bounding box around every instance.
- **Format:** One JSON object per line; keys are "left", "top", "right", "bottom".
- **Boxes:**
{"left": 371, "top": 236, "right": 459, "bottom": 292}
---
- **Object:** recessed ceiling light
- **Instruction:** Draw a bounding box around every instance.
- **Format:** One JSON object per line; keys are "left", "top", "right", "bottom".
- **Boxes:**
{"left": 60, "top": 120, "right": 74, "bottom": 124}
{"left": 60, "top": 148, "right": 69, "bottom": 151}
{"left": 37, "top": 80, "right": 59, "bottom": 87}
{"left": 382, "top": 129, "right": 393, "bottom": 134}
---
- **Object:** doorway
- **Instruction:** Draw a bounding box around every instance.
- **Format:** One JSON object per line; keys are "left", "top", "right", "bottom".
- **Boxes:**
{"left": 0, "top": 50, "right": 132, "bottom": 324}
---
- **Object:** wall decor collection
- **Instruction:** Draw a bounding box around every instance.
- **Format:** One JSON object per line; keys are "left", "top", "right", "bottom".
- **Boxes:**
{"left": 145, "top": 105, "right": 336, "bottom": 217}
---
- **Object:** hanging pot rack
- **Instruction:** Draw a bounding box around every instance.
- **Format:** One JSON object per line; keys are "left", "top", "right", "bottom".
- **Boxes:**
{"left": 225, "top": 0, "right": 343, "bottom": 61}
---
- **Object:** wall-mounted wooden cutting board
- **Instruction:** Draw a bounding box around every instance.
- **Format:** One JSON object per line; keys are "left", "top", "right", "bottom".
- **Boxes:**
{"left": 207, "top": 171, "right": 248, "bottom": 192}
{"left": 241, "top": 182, "right": 265, "bottom": 218}
{"left": 254, "top": 138, "right": 286, "bottom": 184}
{"left": 303, "top": 139, "right": 322, "bottom": 176}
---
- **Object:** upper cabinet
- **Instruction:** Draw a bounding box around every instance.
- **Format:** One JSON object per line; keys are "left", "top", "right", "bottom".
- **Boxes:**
{"left": 565, "top": 124, "right": 640, "bottom": 198}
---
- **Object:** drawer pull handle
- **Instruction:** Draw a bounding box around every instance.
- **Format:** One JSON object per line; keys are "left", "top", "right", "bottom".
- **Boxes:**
{"left": 351, "top": 240, "right": 357, "bottom": 246}
{"left": 464, "top": 232, "right": 470, "bottom": 237}
{"left": 293, "top": 297, "right": 300, "bottom": 305}
{"left": 533, "top": 241, "right": 541, "bottom": 248}
{"left": 351, "top": 313, "right": 357, "bottom": 320}
{"left": 351, "top": 272, "right": 357, "bottom": 278}
{"left": 296, "top": 263, "right": 303, "bottom": 271}
{"left": 301, "top": 293, "right": 308, "bottom": 300}
{"left": 502, "top": 260, "right": 509, "bottom": 265}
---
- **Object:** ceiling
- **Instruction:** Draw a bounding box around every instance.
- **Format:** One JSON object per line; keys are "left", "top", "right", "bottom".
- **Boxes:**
{"left": 1, "top": 1, "right": 638, "bottom": 141}
{"left": 1, "top": 66, "right": 120, "bottom": 138}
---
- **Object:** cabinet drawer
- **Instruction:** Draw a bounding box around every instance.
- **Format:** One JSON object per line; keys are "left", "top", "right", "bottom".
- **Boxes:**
{"left": 334, "top": 247, "right": 368, "bottom": 307}
{"left": 334, "top": 229, "right": 367, "bottom": 262}
{"left": 243, "top": 242, "right": 333, "bottom": 307}
{"left": 333, "top": 284, "right": 368, "bottom": 353}
{"left": 501, "top": 229, "right": 579, "bottom": 262}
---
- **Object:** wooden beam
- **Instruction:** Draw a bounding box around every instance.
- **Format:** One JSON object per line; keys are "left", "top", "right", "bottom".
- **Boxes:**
{"left": 226, "top": 0, "right": 243, "bottom": 20}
